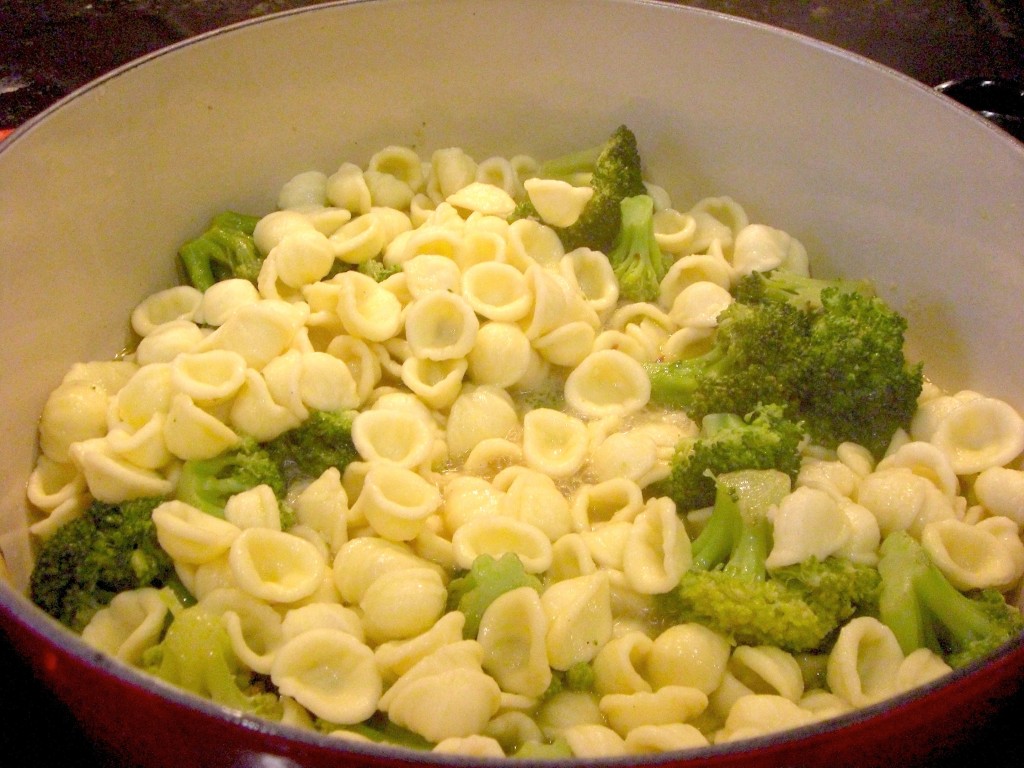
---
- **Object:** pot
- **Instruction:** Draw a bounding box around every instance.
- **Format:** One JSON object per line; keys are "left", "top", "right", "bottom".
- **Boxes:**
{"left": 2, "top": 1, "right": 1023, "bottom": 766}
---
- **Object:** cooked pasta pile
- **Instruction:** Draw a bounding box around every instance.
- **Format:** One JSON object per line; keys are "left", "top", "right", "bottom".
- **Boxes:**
{"left": 26, "top": 138, "right": 1024, "bottom": 758}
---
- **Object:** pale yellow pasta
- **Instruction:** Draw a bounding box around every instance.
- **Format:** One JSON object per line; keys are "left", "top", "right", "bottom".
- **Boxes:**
{"left": 624, "top": 723, "right": 710, "bottom": 754}
{"left": 105, "top": 416, "right": 171, "bottom": 475}
{"left": 521, "top": 409, "right": 588, "bottom": 479}
{"left": 229, "top": 368, "right": 304, "bottom": 442}
{"left": 451, "top": 516, "right": 553, "bottom": 574}
{"left": 647, "top": 623, "right": 732, "bottom": 694}
{"left": 446, "top": 385, "right": 520, "bottom": 461}
{"left": 331, "top": 537, "right": 430, "bottom": 604}
{"left": 404, "top": 291, "right": 479, "bottom": 361}
{"left": 727, "top": 645, "right": 804, "bottom": 704}
{"left": 622, "top": 497, "right": 692, "bottom": 594}
{"left": 324, "top": 335, "right": 381, "bottom": 405}
{"left": 688, "top": 196, "right": 749, "bottom": 251}
{"left": 462, "top": 437, "right": 524, "bottom": 478}
{"left": 796, "top": 455, "right": 862, "bottom": 500}
{"left": 714, "top": 695, "right": 814, "bottom": 744}
{"left": 400, "top": 356, "right": 467, "bottom": 410}
{"left": 592, "top": 631, "right": 653, "bottom": 695}
{"left": 327, "top": 212, "right": 386, "bottom": 265}
{"left": 536, "top": 691, "right": 604, "bottom": 742}
{"left": 532, "top": 321, "right": 597, "bottom": 368}
{"left": 380, "top": 640, "right": 501, "bottom": 742}
{"left": 350, "top": 464, "right": 441, "bottom": 542}
{"left": 360, "top": 566, "right": 447, "bottom": 643}
{"left": 401, "top": 254, "right": 461, "bottom": 298}
{"left": 228, "top": 527, "right": 327, "bottom": 603}
{"left": 169, "top": 349, "right": 247, "bottom": 406}
{"left": 855, "top": 467, "right": 956, "bottom": 538}
{"left": 563, "top": 724, "right": 628, "bottom": 758}
{"left": 385, "top": 224, "right": 460, "bottom": 266}
{"left": 38, "top": 379, "right": 112, "bottom": 464}
{"left": 974, "top": 467, "right": 1024, "bottom": 526}
{"left": 152, "top": 499, "right": 241, "bottom": 564}
{"left": 483, "top": 711, "right": 545, "bottom": 755}
{"left": 351, "top": 408, "right": 435, "bottom": 469}
{"left": 498, "top": 469, "right": 573, "bottom": 541}
{"left": 222, "top": 484, "right": 282, "bottom": 531}
{"left": 26, "top": 456, "right": 86, "bottom": 515}
{"left": 877, "top": 441, "right": 960, "bottom": 499}
{"left": 216, "top": 591, "right": 285, "bottom": 674}
{"left": 559, "top": 247, "right": 620, "bottom": 317}
{"left": 466, "top": 322, "right": 534, "bottom": 388}
{"left": 730, "top": 223, "right": 807, "bottom": 277}
{"left": 252, "top": 209, "right": 318, "bottom": 255}
{"left": 564, "top": 348, "right": 651, "bottom": 418}
{"left": 441, "top": 475, "right": 505, "bottom": 534}
{"left": 507, "top": 218, "right": 566, "bottom": 272}
{"left": 333, "top": 270, "right": 404, "bottom": 341}
{"left": 571, "top": 478, "right": 645, "bottom": 530}
{"left": 668, "top": 281, "right": 733, "bottom": 328}
{"left": 580, "top": 522, "right": 631, "bottom": 570}
{"left": 131, "top": 285, "right": 204, "bottom": 337}
{"left": 542, "top": 572, "right": 613, "bottom": 670}
{"left": 658, "top": 253, "right": 732, "bottom": 311}
{"left": 363, "top": 170, "right": 415, "bottom": 211}
{"left": 600, "top": 686, "right": 709, "bottom": 738}
{"left": 325, "top": 162, "right": 372, "bottom": 214}
{"left": 113, "top": 362, "right": 173, "bottom": 430}
{"left": 920, "top": 517, "right": 1024, "bottom": 591}
{"left": 374, "top": 610, "right": 466, "bottom": 684}
{"left": 81, "top": 587, "right": 169, "bottom": 665}
{"left": 826, "top": 616, "right": 904, "bottom": 707}
{"left": 588, "top": 429, "right": 661, "bottom": 487}
{"left": 446, "top": 181, "right": 517, "bottom": 218}
{"left": 69, "top": 438, "right": 176, "bottom": 503}
{"left": 765, "top": 486, "right": 852, "bottom": 569}
{"left": 834, "top": 498, "right": 882, "bottom": 566}
{"left": 428, "top": 147, "right": 479, "bottom": 202}
{"left": 197, "top": 299, "right": 306, "bottom": 369}
{"left": 930, "top": 395, "right": 1024, "bottom": 474}
{"left": 524, "top": 178, "right": 594, "bottom": 228}
{"left": 519, "top": 265, "right": 575, "bottom": 338}
{"left": 134, "top": 320, "right": 207, "bottom": 366}
{"left": 280, "top": 602, "right": 364, "bottom": 643}
{"left": 432, "top": 735, "right": 505, "bottom": 757}
{"left": 271, "top": 628, "right": 381, "bottom": 723}
{"left": 548, "top": 533, "right": 598, "bottom": 582}
{"left": 367, "top": 145, "right": 424, "bottom": 191}
{"left": 278, "top": 170, "right": 328, "bottom": 210}
{"left": 163, "top": 393, "right": 239, "bottom": 461}
{"left": 477, "top": 586, "right": 552, "bottom": 697}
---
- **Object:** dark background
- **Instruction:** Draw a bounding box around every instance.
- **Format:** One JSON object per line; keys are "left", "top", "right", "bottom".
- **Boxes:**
{"left": 2, "top": 1, "right": 1023, "bottom": 766}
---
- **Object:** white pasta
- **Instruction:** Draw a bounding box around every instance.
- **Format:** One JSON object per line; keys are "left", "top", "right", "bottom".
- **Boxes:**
{"left": 668, "top": 281, "right": 733, "bottom": 328}
{"left": 228, "top": 528, "right": 327, "bottom": 603}
{"left": 646, "top": 623, "right": 731, "bottom": 694}
{"left": 81, "top": 587, "right": 169, "bottom": 665}
{"left": 334, "top": 270, "right": 404, "bottom": 341}
{"left": 563, "top": 724, "right": 627, "bottom": 758}
{"left": 920, "top": 517, "right": 1024, "bottom": 591}
{"left": 622, "top": 497, "right": 692, "bottom": 594}
{"left": 521, "top": 409, "right": 589, "bottom": 479}
{"left": 930, "top": 395, "right": 1024, "bottom": 474}
{"left": 624, "top": 723, "right": 710, "bottom": 754}
{"left": 359, "top": 566, "right": 447, "bottom": 643}
{"left": 271, "top": 628, "right": 382, "bottom": 724}
{"left": 131, "top": 285, "right": 204, "bottom": 337}
{"left": 197, "top": 299, "right": 306, "bottom": 369}
{"left": 446, "top": 385, "right": 520, "bottom": 461}
{"left": 466, "top": 322, "right": 534, "bottom": 388}
{"left": 163, "top": 393, "right": 240, "bottom": 461}
{"left": 541, "top": 572, "right": 613, "bottom": 670}
{"left": 374, "top": 610, "right": 466, "bottom": 684}
{"left": 350, "top": 464, "right": 441, "bottom": 542}
{"left": 592, "top": 631, "right": 653, "bottom": 695}
{"left": 400, "top": 357, "right": 467, "bottom": 410}
{"left": 477, "top": 586, "right": 552, "bottom": 697}
{"left": 765, "top": 486, "right": 852, "bottom": 568}
{"left": 404, "top": 291, "right": 479, "bottom": 361}
{"left": 714, "top": 694, "right": 814, "bottom": 744}
{"left": 152, "top": 500, "right": 241, "bottom": 564}
{"left": 974, "top": 467, "right": 1024, "bottom": 526}
{"left": 826, "top": 616, "right": 904, "bottom": 707}
{"left": 564, "top": 349, "right": 651, "bottom": 418}
{"left": 351, "top": 408, "right": 435, "bottom": 469}
{"left": 524, "top": 178, "right": 594, "bottom": 228}
{"left": 69, "top": 438, "right": 176, "bottom": 503}
{"left": 600, "top": 686, "right": 708, "bottom": 738}
{"left": 451, "top": 516, "right": 553, "bottom": 573}
{"left": 730, "top": 223, "right": 807, "bottom": 278}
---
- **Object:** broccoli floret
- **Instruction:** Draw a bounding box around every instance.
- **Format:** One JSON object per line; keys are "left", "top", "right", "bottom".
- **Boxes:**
{"left": 318, "top": 712, "right": 433, "bottom": 750}
{"left": 176, "top": 437, "right": 286, "bottom": 518}
{"left": 446, "top": 552, "right": 543, "bottom": 638}
{"left": 732, "top": 269, "right": 923, "bottom": 457}
{"left": 606, "top": 194, "right": 668, "bottom": 302}
{"left": 659, "top": 470, "right": 875, "bottom": 652}
{"left": 652, "top": 405, "right": 805, "bottom": 513}
{"left": 264, "top": 409, "right": 359, "bottom": 482}
{"left": 178, "top": 211, "right": 264, "bottom": 291}
{"left": 644, "top": 299, "right": 810, "bottom": 421}
{"left": 514, "top": 125, "right": 647, "bottom": 253}
{"left": 143, "top": 601, "right": 282, "bottom": 718}
{"left": 877, "top": 531, "right": 1024, "bottom": 669}
{"left": 30, "top": 496, "right": 178, "bottom": 632}
{"left": 357, "top": 257, "right": 403, "bottom": 282}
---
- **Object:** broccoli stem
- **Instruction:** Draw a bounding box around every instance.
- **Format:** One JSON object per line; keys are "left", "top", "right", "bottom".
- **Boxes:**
{"left": 607, "top": 194, "right": 667, "bottom": 303}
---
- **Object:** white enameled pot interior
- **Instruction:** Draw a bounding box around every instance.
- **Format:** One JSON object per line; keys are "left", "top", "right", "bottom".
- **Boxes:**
{"left": 0, "top": 0, "right": 1022, "bottom": 753}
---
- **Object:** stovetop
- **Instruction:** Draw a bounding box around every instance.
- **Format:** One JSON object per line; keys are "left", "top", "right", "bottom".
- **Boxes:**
{"left": 1, "top": 2, "right": 1023, "bottom": 767}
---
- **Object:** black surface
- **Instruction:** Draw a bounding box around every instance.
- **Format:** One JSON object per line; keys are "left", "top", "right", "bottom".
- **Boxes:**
{"left": 2, "top": 2, "right": 1024, "bottom": 767}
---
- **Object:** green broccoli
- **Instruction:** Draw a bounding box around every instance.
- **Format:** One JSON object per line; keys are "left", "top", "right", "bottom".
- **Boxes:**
{"left": 446, "top": 552, "right": 543, "bottom": 638}
{"left": 143, "top": 601, "right": 282, "bottom": 718}
{"left": 178, "top": 211, "right": 264, "bottom": 291}
{"left": 643, "top": 298, "right": 810, "bottom": 421}
{"left": 357, "top": 257, "right": 403, "bottom": 282}
{"left": 317, "top": 712, "right": 433, "bottom": 750}
{"left": 606, "top": 194, "right": 668, "bottom": 302}
{"left": 651, "top": 404, "right": 806, "bottom": 514}
{"left": 877, "top": 531, "right": 1024, "bottom": 669}
{"left": 733, "top": 269, "right": 923, "bottom": 456}
{"left": 30, "top": 496, "right": 179, "bottom": 632}
{"left": 659, "top": 470, "right": 876, "bottom": 653}
{"left": 514, "top": 124, "right": 647, "bottom": 253}
{"left": 176, "top": 437, "right": 286, "bottom": 518}
{"left": 264, "top": 409, "right": 359, "bottom": 482}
